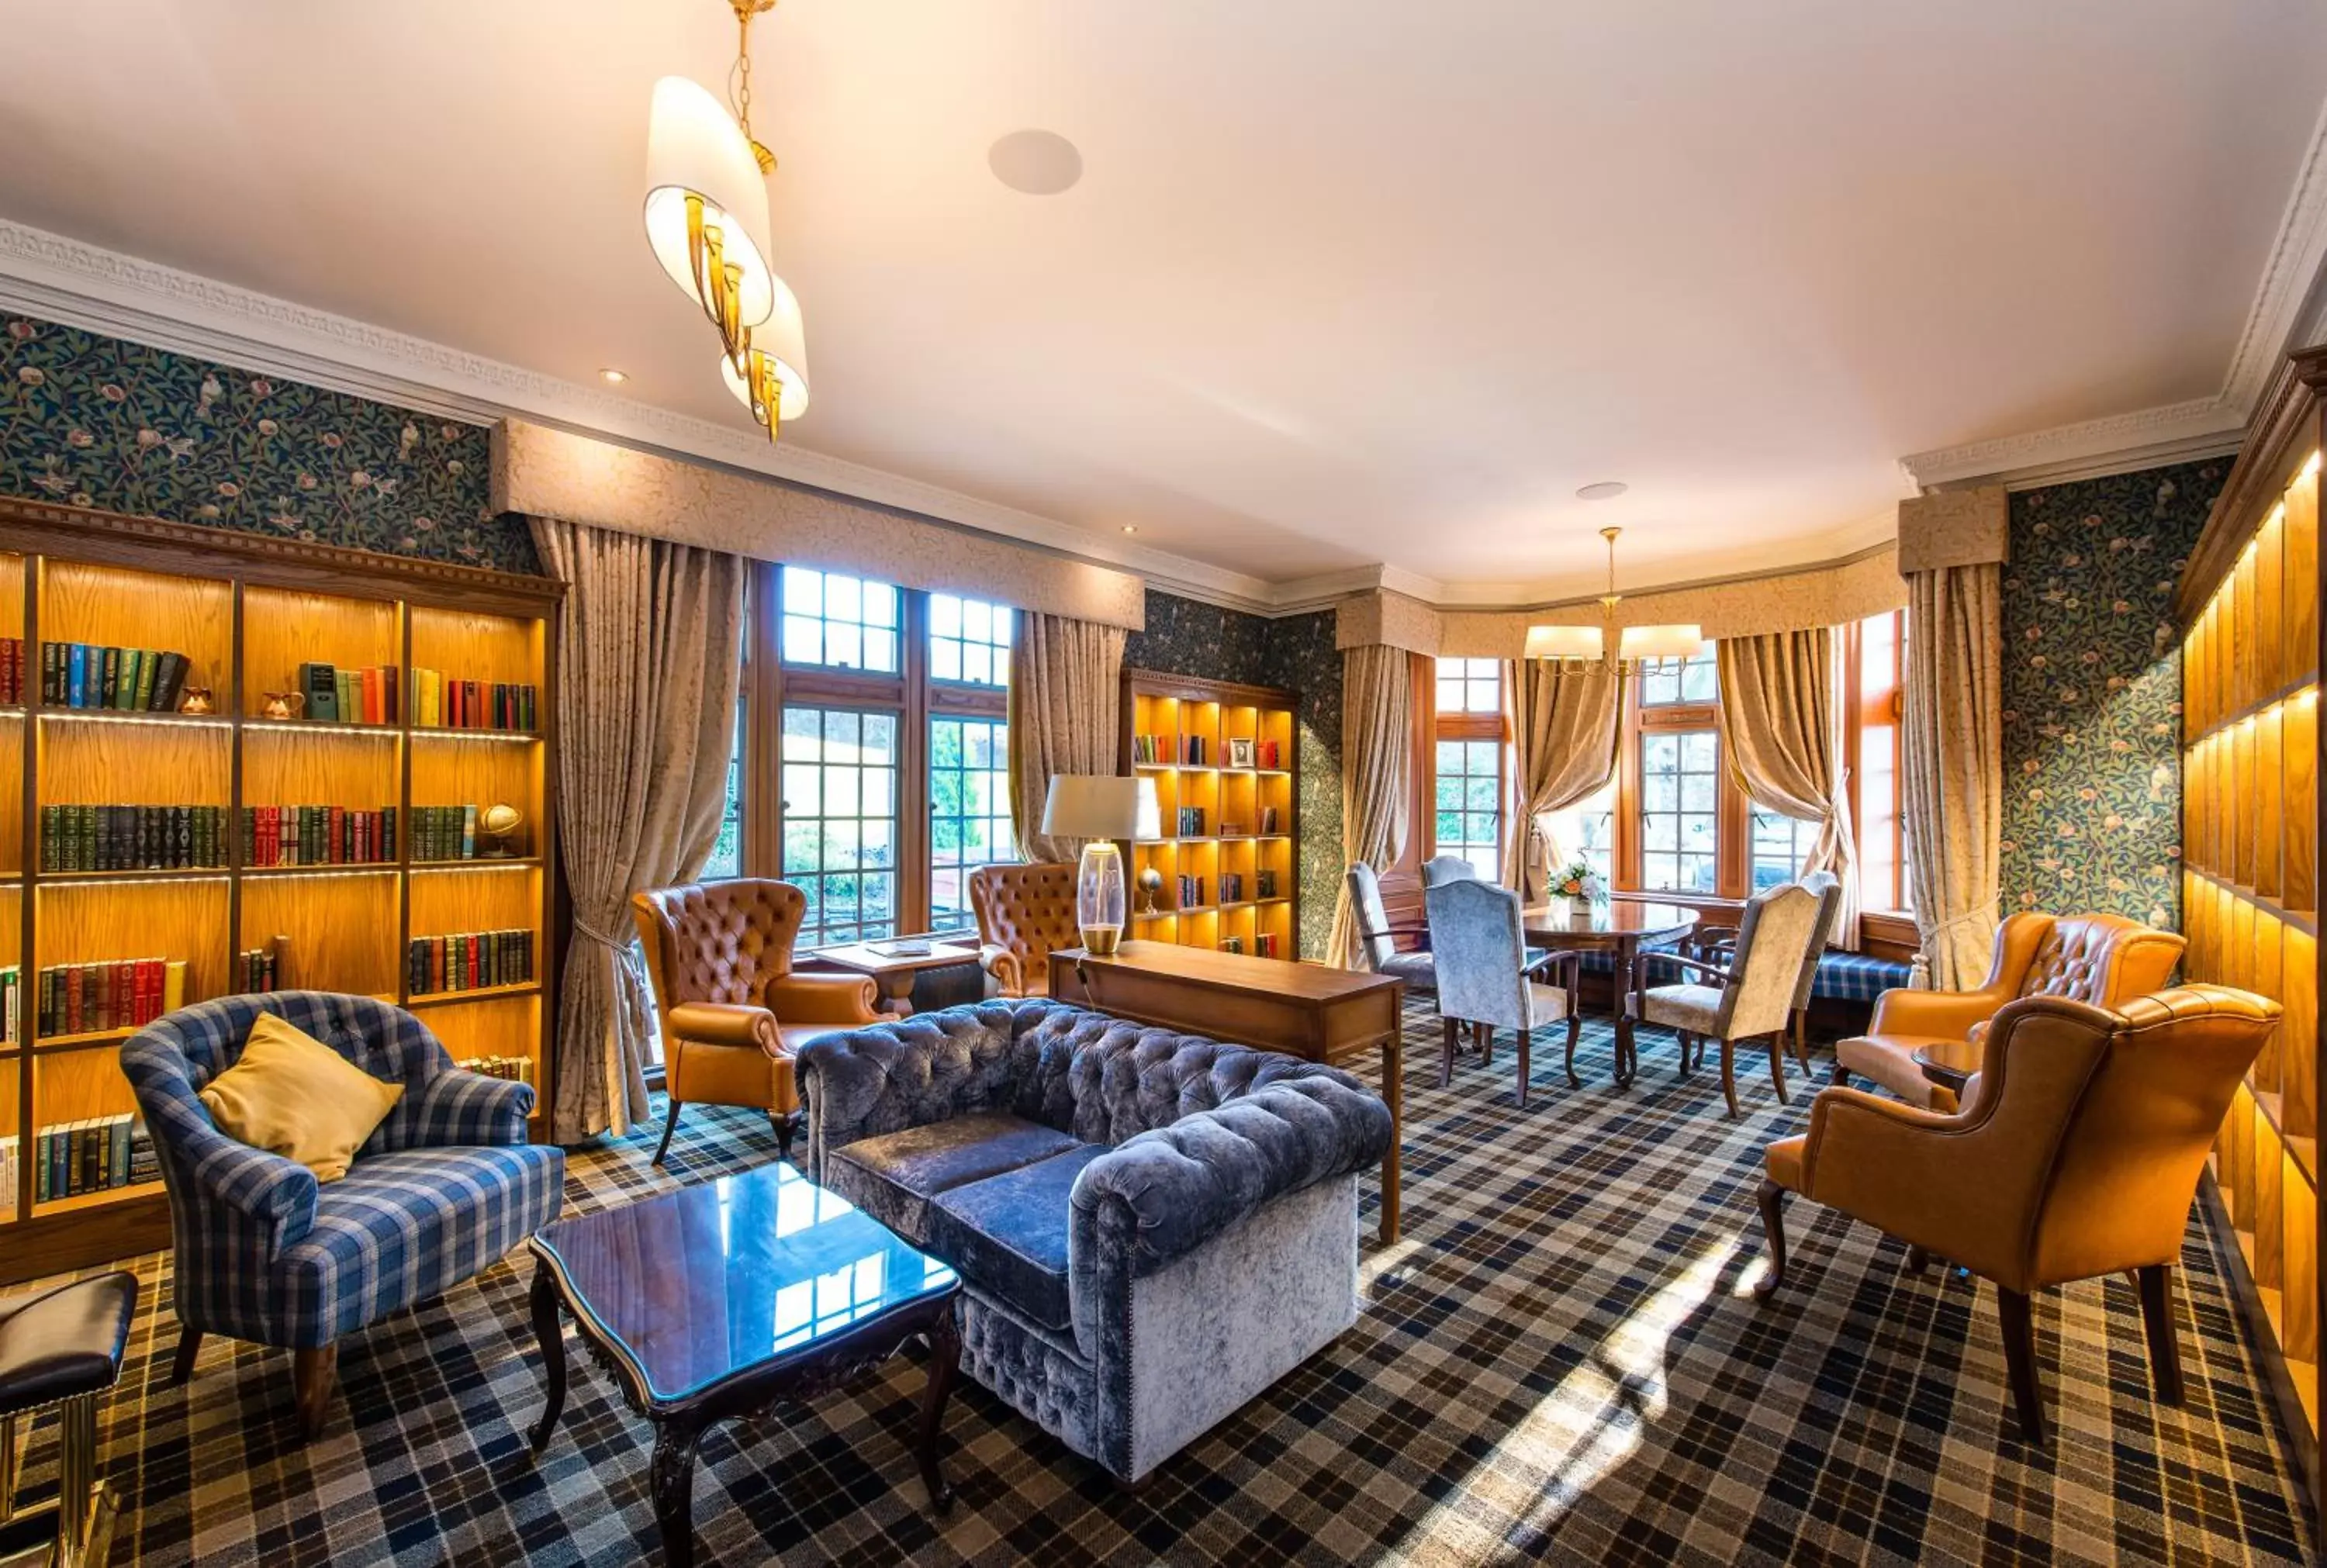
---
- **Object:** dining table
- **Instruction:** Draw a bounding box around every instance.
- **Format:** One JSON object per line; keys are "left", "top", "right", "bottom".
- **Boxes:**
{"left": 1520, "top": 900, "right": 1701, "bottom": 1085}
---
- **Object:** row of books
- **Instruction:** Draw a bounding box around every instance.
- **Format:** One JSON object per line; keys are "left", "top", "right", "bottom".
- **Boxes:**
{"left": 1219, "top": 872, "right": 1246, "bottom": 903}
{"left": 409, "top": 928, "right": 535, "bottom": 995}
{"left": 40, "top": 805, "right": 229, "bottom": 872}
{"left": 295, "top": 662, "right": 401, "bottom": 726}
{"left": 1175, "top": 806, "right": 1208, "bottom": 837}
{"left": 1175, "top": 875, "right": 1209, "bottom": 909}
{"left": 411, "top": 804, "right": 489, "bottom": 861}
{"left": 244, "top": 805, "right": 398, "bottom": 866}
{"left": 1219, "top": 934, "right": 1285, "bottom": 958}
{"left": 36, "top": 958, "right": 186, "bottom": 1036}
{"left": 28, "top": 1116, "right": 159, "bottom": 1202}
{"left": 410, "top": 668, "right": 537, "bottom": 731}
{"left": 1127, "top": 735, "right": 1285, "bottom": 768}
{"left": 40, "top": 642, "right": 195, "bottom": 712}
{"left": 237, "top": 941, "right": 287, "bottom": 994}
{"left": 455, "top": 1054, "right": 535, "bottom": 1085}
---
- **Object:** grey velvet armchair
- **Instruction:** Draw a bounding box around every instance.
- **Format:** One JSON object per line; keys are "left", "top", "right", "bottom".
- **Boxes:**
{"left": 1425, "top": 876, "right": 1582, "bottom": 1107}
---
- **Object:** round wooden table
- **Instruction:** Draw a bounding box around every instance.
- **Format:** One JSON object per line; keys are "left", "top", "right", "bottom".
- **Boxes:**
{"left": 1521, "top": 900, "right": 1699, "bottom": 1086}
{"left": 1913, "top": 1037, "right": 1984, "bottom": 1095}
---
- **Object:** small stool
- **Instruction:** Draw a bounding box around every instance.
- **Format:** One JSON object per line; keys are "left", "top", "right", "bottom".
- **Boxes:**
{"left": 0, "top": 1273, "right": 137, "bottom": 1568}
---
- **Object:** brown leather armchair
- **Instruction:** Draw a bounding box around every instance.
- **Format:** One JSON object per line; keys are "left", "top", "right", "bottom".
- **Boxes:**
{"left": 967, "top": 862, "right": 1080, "bottom": 997}
{"left": 1834, "top": 911, "right": 2185, "bottom": 1110}
{"left": 631, "top": 879, "right": 881, "bottom": 1164}
{"left": 1758, "top": 986, "right": 2280, "bottom": 1445}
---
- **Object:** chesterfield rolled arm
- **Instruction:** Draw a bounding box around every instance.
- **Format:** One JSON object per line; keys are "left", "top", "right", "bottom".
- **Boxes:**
{"left": 1069, "top": 1076, "right": 1392, "bottom": 1282}
{"left": 666, "top": 1000, "right": 780, "bottom": 1053}
{"left": 978, "top": 944, "right": 1027, "bottom": 998}
{"left": 767, "top": 972, "right": 882, "bottom": 1025}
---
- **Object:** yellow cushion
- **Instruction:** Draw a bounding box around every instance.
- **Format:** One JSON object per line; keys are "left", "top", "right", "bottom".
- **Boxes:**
{"left": 198, "top": 1013, "right": 403, "bottom": 1182}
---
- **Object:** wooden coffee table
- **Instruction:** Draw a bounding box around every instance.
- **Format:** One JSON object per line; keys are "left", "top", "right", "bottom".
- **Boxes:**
{"left": 1521, "top": 900, "right": 1699, "bottom": 1086}
{"left": 1914, "top": 1036, "right": 1985, "bottom": 1094}
{"left": 525, "top": 1161, "right": 961, "bottom": 1567}
{"left": 808, "top": 938, "right": 983, "bottom": 1016}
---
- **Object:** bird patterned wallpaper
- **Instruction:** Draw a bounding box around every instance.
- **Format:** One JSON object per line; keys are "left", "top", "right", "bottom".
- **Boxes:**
{"left": 0, "top": 313, "right": 537, "bottom": 572}
{"left": 1125, "top": 589, "right": 1343, "bottom": 959}
{"left": 1999, "top": 458, "right": 2225, "bottom": 931}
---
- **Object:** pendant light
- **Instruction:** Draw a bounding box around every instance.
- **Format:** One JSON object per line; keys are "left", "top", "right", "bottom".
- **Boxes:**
{"left": 1523, "top": 527, "right": 1706, "bottom": 670}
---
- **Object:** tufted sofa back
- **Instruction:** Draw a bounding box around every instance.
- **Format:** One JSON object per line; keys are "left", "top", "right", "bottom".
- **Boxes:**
{"left": 970, "top": 862, "right": 1081, "bottom": 966}
{"left": 631, "top": 879, "right": 806, "bottom": 1010}
{"left": 2014, "top": 912, "right": 2185, "bottom": 1008}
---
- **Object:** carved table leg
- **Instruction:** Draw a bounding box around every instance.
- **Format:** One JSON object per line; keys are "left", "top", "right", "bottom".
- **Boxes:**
{"left": 1613, "top": 941, "right": 1638, "bottom": 1086}
{"left": 528, "top": 1266, "right": 568, "bottom": 1456}
{"left": 650, "top": 1420, "right": 705, "bottom": 1568}
{"left": 918, "top": 1307, "right": 961, "bottom": 1514}
{"left": 1379, "top": 1027, "right": 1403, "bottom": 1245}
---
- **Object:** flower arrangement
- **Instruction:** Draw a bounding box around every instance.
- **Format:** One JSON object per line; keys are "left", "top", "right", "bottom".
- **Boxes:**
{"left": 1549, "top": 855, "right": 1606, "bottom": 906}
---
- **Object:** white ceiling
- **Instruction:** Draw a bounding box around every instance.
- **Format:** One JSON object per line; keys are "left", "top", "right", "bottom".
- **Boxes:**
{"left": 2, "top": 1, "right": 2324, "bottom": 601}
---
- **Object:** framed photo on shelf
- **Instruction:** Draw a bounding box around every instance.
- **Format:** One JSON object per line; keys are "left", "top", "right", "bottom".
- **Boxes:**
{"left": 1228, "top": 737, "right": 1256, "bottom": 768}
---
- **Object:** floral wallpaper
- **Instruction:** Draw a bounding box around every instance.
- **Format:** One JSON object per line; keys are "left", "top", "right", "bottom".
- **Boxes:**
{"left": 0, "top": 314, "right": 536, "bottom": 572}
{"left": 1125, "top": 591, "right": 1344, "bottom": 958}
{"left": 1999, "top": 459, "right": 2223, "bottom": 930}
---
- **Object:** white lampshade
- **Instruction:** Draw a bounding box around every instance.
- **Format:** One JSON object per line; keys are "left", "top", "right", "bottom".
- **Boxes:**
{"left": 1042, "top": 774, "right": 1139, "bottom": 841}
{"left": 643, "top": 75, "right": 779, "bottom": 331}
{"left": 1523, "top": 624, "right": 1603, "bottom": 661}
{"left": 1620, "top": 624, "right": 1707, "bottom": 661}
{"left": 718, "top": 273, "right": 812, "bottom": 424}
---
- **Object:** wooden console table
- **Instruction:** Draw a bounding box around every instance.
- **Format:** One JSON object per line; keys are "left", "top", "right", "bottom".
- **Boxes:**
{"left": 1047, "top": 941, "right": 1406, "bottom": 1245}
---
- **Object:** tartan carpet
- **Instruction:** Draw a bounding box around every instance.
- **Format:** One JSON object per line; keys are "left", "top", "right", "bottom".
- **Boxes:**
{"left": 8, "top": 1003, "right": 2314, "bottom": 1566}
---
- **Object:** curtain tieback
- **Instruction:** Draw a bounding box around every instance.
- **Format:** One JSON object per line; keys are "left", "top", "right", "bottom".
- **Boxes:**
{"left": 573, "top": 917, "right": 648, "bottom": 989}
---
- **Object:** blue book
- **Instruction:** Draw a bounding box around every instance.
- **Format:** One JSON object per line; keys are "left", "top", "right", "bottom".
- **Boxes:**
{"left": 66, "top": 643, "right": 86, "bottom": 708}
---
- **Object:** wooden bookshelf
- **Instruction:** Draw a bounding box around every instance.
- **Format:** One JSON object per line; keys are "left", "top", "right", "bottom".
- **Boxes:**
{"left": 0, "top": 500, "right": 561, "bottom": 1285}
{"left": 2177, "top": 342, "right": 2325, "bottom": 1537}
{"left": 1119, "top": 668, "right": 1299, "bottom": 960}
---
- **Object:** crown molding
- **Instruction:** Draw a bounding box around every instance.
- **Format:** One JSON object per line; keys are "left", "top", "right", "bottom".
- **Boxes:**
{"left": 0, "top": 219, "right": 1278, "bottom": 610}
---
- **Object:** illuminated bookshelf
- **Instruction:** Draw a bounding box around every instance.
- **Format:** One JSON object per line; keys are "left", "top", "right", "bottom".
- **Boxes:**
{"left": 0, "top": 501, "right": 561, "bottom": 1284}
{"left": 1120, "top": 668, "right": 1298, "bottom": 959}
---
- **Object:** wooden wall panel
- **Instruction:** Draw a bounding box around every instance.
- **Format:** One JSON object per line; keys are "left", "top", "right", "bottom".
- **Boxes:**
{"left": 41, "top": 561, "right": 233, "bottom": 699}
{"left": 238, "top": 871, "right": 401, "bottom": 998}
{"left": 242, "top": 727, "right": 403, "bottom": 810}
{"left": 409, "top": 862, "right": 541, "bottom": 939}
{"left": 35, "top": 879, "right": 230, "bottom": 1015}
{"left": 2290, "top": 468, "right": 2320, "bottom": 685}
{"left": 410, "top": 606, "right": 544, "bottom": 692}
{"left": 39, "top": 717, "right": 231, "bottom": 807}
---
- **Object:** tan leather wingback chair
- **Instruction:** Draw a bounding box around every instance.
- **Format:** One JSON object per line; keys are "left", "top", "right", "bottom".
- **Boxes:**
{"left": 1835, "top": 911, "right": 2185, "bottom": 1110}
{"left": 1758, "top": 986, "right": 2280, "bottom": 1445}
{"left": 631, "top": 879, "right": 881, "bottom": 1165}
{"left": 967, "top": 862, "right": 1080, "bottom": 997}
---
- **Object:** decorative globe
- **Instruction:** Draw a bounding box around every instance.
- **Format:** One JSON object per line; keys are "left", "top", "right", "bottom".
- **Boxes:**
{"left": 482, "top": 803, "right": 524, "bottom": 838}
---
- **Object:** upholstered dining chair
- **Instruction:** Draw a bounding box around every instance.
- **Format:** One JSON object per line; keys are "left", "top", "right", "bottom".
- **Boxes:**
{"left": 1695, "top": 869, "right": 1842, "bottom": 1079}
{"left": 1834, "top": 911, "right": 2186, "bottom": 1110}
{"left": 1756, "top": 986, "right": 2280, "bottom": 1445}
{"left": 1426, "top": 876, "right": 1582, "bottom": 1107}
{"left": 1635, "top": 882, "right": 1821, "bottom": 1116}
{"left": 1421, "top": 855, "right": 1480, "bottom": 889}
{"left": 631, "top": 879, "right": 883, "bottom": 1165}
{"left": 1347, "top": 862, "right": 1437, "bottom": 995}
{"left": 967, "top": 861, "right": 1080, "bottom": 997}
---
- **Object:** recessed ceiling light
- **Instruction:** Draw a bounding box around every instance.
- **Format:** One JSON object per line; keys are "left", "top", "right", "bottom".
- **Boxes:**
{"left": 989, "top": 130, "right": 1083, "bottom": 195}
{"left": 600, "top": 368, "right": 629, "bottom": 385}
{"left": 1121, "top": 525, "right": 1138, "bottom": 535}
{"left": 1577, "top": 481, "right": 1627, "bottom": 502}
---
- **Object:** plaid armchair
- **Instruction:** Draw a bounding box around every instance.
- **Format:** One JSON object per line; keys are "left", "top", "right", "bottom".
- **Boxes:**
{"left": 121, "top": 992, "right": 566, "bottom": 1438}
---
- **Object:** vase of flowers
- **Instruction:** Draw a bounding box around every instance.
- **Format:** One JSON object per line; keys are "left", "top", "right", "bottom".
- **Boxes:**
{"left": 1545, "top": 856, "right": 1606, "bottom": 921}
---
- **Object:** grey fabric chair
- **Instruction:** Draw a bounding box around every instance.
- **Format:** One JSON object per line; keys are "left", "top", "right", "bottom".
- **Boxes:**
{"left": 1425, "top": 876, "right": 1582, "bottom": 1107}
{"left": 1421, "top": 855, "right": 1479, "bottom": 889}
{"left": 1347, "top": 862, "right": 1436, "bottom": 993}
{"left": 1695, "top": 869, "right": 1843, "bottom": 1079}
{"left": 1637, "top": 882, "right": 1823, "bottom": 1117}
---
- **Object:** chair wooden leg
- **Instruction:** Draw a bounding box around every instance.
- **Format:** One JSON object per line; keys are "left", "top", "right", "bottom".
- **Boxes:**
{"left": 1905, "top": 1244, "right": 1931, "bottom": 1274}
{"left": 1754, "top": 1178, "right": 1788, "bottom": 1300}
{"left": 292, "top": 1345, "right": 338, "bottom": 1440}
{"left": 2136, "top": 1264, "right": 2184, "bottom": 1406}
{"left": 1995, "top": 1287, "right": 2047, "bottom": 1445}
{"left": 1675, "top": 1030, "right": 1692, "bottom": 1077}
{"left": 652, "top": 1099, "right": 684, "bottom": 1166}
{"left": 1515, "top": 1027, "right": 1531, "bottom": 1110}
{"left": 1767, "top": 1032, "right": 1791, "bottom": 1104}
{"left": 1564, "top": 1014, "right": 1582, "bottom": 1090}
{"left": 1476, "top": 1021, "right": 1493, "bottom": 1066}
{"left": 169, "top": 1325, "right": 205, "bottom": 1387}
{"left": 1718, "top": 1034, "right": 1741, "bottom": 1117}
{"left": 1438, "top": 1016, "right": 1457, "bottom": 1087}
{"left": 1791, "top": 1010, "right": 1812, "bottom": 1075}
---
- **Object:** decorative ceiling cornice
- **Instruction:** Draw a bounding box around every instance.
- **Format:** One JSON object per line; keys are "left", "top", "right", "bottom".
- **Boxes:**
{"left": 1903, "top": 95, "right": 2327, "bottom": 493}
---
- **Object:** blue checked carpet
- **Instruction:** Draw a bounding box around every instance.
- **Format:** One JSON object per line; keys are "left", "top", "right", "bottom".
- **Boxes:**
{"left": 6, "top": 1003, "right": 2315, "bottom": 1565}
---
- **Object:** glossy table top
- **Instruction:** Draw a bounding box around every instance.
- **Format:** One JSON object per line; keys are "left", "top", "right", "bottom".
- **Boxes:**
{"left": 531, "top": 1161, "right": 956, "bottom": 1405}
{"left": 1521, "top": 901, "right": 1700, "bottom": 941}
{"left": 1057, "top": 940, "right": 1402, "bottom": 1000}
{"left": 1914, "top": 1037, "right": 1986, "bottom": 1088}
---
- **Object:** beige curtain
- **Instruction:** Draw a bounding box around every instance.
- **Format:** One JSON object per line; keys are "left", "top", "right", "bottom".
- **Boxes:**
{"left": 1327, "top": 645, "right": 1420, "bottom": 968}
{"left": 1007, "top": 612, "right": 1128, "bottom": 862}
{"left": 531, "top": 517, "right": 745, "bottom": 1144}
{"left": 1717, "top": 629, "right": 1860, "bottom": 948}
{"left": 1901, "top": 564, "right": 2004, "bottom": 989}
{"left": 1499, "top": 658, "right": 1622, "bottom": 896}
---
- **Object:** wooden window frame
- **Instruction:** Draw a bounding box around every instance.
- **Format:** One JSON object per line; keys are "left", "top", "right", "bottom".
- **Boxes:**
{"left": 1418, "top": 658, "right": 1508, "bottom": 880}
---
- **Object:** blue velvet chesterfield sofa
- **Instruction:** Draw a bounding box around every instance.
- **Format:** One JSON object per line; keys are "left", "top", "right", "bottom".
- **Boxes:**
{"left": 797, "top": 998, "right": 1392, "bottom": 1485}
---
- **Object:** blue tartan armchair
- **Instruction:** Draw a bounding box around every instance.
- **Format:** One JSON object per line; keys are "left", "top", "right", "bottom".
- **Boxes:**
{"left": 121, "top": 992, "right": 565, "bottom": 1437}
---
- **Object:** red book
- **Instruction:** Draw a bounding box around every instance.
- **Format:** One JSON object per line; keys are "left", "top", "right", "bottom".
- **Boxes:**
{"left": 327, "top": 806, "right": 345, "bottom": 865}
{"left": 430, "top": 938, "right": 445, "bottom": 993}
{"left": 361, "top": 667, "right": 381, "bottom": 726}
{"left": 381, "top": 665, "right": 399, "bottom": 724}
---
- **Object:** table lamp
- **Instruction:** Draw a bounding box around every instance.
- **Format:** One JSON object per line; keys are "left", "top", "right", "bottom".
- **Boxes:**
{"left": 1042, "top": 774, "right": 1139, "bottom": 956}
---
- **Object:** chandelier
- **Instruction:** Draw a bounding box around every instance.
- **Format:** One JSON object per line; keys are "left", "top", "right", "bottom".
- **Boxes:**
{"left": 1523, "top": 527, "right": 1705, "bottom": 670}
{"left": 643, "top": 0, "right": 809, "bottom": 440}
